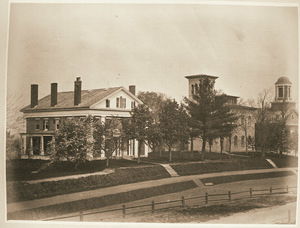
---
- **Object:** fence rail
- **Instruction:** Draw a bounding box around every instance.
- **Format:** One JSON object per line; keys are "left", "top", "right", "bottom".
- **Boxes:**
{"left": 44, "top": 185, "right": 297, "bottom": 221}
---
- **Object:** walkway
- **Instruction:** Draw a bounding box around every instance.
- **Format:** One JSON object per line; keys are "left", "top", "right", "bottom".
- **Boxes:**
{"left": 7, "top": 167, "right": 297, "bottom": 214}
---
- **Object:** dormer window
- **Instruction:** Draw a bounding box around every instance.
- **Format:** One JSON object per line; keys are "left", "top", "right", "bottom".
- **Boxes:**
{"left": 106, "top": 99, "right": 110, "bottom": 108}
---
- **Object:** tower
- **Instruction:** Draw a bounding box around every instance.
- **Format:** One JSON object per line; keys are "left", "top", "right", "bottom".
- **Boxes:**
{"left": 271, "top": 76, "right": 296, "bottom": 111}
{"left": 185, "top": 74, "right": 218, "bottom": 100}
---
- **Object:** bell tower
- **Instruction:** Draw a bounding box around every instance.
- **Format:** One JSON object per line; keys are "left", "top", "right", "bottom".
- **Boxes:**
{"left": 185, "top": 74, "right": 218, "bottom": 100}
{"left": 271, "top": 76, "right": 296, "bottom": 111}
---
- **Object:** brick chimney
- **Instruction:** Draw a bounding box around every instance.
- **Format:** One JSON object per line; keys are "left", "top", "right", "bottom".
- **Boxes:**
{"left": 74, "top": 77, "right": 82, "bottom": 105}
{"left": 51, "top": 83, "right": 58, "bottom": 107}
{"left": 30, "top": 84, "right": 38, "bottom": 108}
{"left": 129, "top": 85, "right": 136, "bottom": 96}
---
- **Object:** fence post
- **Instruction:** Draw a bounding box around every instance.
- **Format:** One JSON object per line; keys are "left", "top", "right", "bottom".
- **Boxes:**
{"left": 123, "top": 204, "right": 126, "bottom": 218}
{"left": 250, "top": 188, "right": 252, "bottom": 198}
{"left": 228, "top": 191, "right": 231, "bottom": 202}
{"left": 79, "top": 211, "right": 83, "bottom": 222}
{"left": 205, "top": 192, "right": 208, "bottom": 205}
{"left": 181, "top": 196, "right": 185, "bottom": 208}
{"left": 151, "top": 200, "right": 155, "bottom": 213}
{"left": 270, "top": 187, "right": 272, "bottom": 195}
{"left": 287, "top": 185, "right": 289, "bottom": 193}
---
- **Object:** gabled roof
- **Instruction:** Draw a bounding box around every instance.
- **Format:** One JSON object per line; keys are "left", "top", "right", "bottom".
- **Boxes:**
{"left": 20, "top": 86, "right": 141, "bottom": 113}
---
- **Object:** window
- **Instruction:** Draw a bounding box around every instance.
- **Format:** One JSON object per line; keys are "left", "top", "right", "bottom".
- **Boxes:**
{"left": 292, "top": 115, "right": 294, "bottom": 120}
{"left": 116, "top": 97, "right": 120, "bottom": 108}
{"left": 35, "top": 119, "right": 40, "bottom": 130}
{"left": 247, "top": 136, "right": 252, "bottom": 145}
{"left": 241, "top": 116, "right": 245, "bottom": 125}
{"left": 106, "top": 99, "right": 110, "bottom": 108}
{"left": 191, "top": 85, "right": 194, "bottom": 95}
{"left": 234, "top": 136, "right": 238, "bottom": 146}
{"left": 248, "top": 116, "right": 251, "bottom": 126}
{"left": 116, "top": 97, "right": 126, "bottom": 108}
{"left": 43, "top": 119, "right": 49, "bottom": 131}
{"left": 278, "top": 86, "right": 283, "bottom": 98}
{"left": 241, "top": 136, "right": 245, "bottom": 147}
{"left": 55, "top": 119, "right": 60, "bottom": 130}
{"left": 131, "top": 101, "right": 136, "bottom": 109}
{"left": 195, "top": 84, "right": 198, "bottom": 93}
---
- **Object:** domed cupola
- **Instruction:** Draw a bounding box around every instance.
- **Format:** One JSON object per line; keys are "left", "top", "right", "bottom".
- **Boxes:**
{"left": 275, "top": 76, "right": 292, "bottom": 102}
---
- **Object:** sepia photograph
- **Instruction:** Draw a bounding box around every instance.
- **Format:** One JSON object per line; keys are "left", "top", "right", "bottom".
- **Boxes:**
{"left": 1, "top": 0, "right": 299, "bottom": 227}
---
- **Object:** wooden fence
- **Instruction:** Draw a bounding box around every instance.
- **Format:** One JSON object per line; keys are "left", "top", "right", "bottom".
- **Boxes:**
{"left": 44, "top": 185, "right": 297, "bottom": 222}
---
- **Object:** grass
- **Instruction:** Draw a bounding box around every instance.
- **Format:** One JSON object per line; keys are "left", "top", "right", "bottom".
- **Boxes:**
{"left": 7, "top": 180, "right": 198, "bottom": 220}
{"left": 6, "top": 159, "right": 151, "bottom": 181}
{"left": 171, "top": 157, "right": 273, "bottom": 176}
{"left": 132, "top": 195, "right": 297, "bottom": 223}
{"left": 146, "top": 151, "right": 230, "bottom": 163}
{"left": 200, "top": 171, "right": 295, "bottom": 185}
{"left": 7, "top": 165, "right": 171, "bottom": 203}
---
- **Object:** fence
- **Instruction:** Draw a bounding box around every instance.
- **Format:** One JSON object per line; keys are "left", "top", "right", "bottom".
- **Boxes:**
{"left": 44, "top": 185, "right": 297, "bottom": 222}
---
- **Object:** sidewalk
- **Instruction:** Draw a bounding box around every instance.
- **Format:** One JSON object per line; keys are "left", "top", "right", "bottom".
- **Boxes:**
{"left": 7, "top": 167, "right": 296, "bottom": 214}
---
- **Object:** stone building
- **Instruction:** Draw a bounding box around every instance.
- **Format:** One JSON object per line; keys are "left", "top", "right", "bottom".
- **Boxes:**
{"left": 185, "top": 74, "right": 297, "bottom": 154}
{"left": 19, "top": 77, "right": 148, "bottom": 159}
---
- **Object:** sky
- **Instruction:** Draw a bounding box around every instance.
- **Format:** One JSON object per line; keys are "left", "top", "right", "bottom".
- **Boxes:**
{"left": 7, "top": 2, "right": 299, "bottom": 106}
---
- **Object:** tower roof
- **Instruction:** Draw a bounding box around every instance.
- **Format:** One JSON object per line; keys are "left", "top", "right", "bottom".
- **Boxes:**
{"left": 275, "top": 77, "right": 292, "bottom": 85}
{"left": 185, "top": 74, "right": 219, "bottom": 80}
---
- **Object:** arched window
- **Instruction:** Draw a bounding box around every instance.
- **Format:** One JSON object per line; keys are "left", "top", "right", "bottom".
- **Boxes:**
{"left": 195, "top": 84, "right": 198, "bottom": 93}
{"left": 191, "top": 85, "right": 194, "bottom": 95}
{"left": 234, "top": 136, "right": 238, "bottom": 147}
{"left": 241, "top": 136, "right": 245, "bottom": 147}
{"left": 248, "top": 116, "right": 251, "bottom": 126}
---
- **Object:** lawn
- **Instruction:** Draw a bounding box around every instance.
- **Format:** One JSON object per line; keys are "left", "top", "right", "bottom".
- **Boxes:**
{"left": 7, "top": 180, "right": 198, "bottom": 220}
{"left": 171, "top": 157, "right": 273, "bottom": 176}
{"left": 145, "top": 151, "right": 230, "bottom": 163}
{"left": 7, "top": 165, "right": 171, "bottom": 203}
{"left": 200, "top": 171, "right": 295, "bottom": 185}
{"left": 6, "top": 158, "right": 151, "bottom": 181}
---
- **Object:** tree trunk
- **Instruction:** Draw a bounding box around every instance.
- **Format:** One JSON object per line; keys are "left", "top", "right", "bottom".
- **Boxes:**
{"left": 220, "top": 137, "right": 223, "bottom": 160}
{"left": 245, "top": 128, "right": 248, "bottom": 155}
{"left": 190, "top": 136, "right": 194, "bottom": 159}
{"left": 209, "top": 143, "right": 212, "bottom": 160}
{"left": 106, "top": 156, "right": 109, "bottom": 167}
{"left": 190, "top": 136, "right": 194, "bottom": 153}
{"left": 169, "top": 146, "right": 172, "bottom": 162}
{"left": 201, "top": 138, "right": 206, "bottom": 161}
{"left": 228, "top": 135, "right": 232, "bottom": 159}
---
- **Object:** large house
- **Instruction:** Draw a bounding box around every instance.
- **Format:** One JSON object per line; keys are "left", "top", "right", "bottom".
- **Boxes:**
{"left": 19, "top": 77, "right": 148, "bottom": 159}
{"left": 185, "top": 74, "right": 298, "bottom": 154}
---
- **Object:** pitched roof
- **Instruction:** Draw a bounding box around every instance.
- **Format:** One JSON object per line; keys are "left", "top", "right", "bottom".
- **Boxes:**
{"left": 21, "top": 87, "right": 124, "bottom": 112}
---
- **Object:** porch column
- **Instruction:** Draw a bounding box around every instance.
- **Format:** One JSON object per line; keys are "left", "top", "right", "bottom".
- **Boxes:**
{"left": 22, "top": 135, "right": 27, "bottom": 155}
{"left": 40, "top": 136, "right": 44, "bottom": 155}
{"left": 30, "top": 136, "right": 33, "bottom": 156}
{"left": 134, "top": 139, "right": 138, "bottom": 158}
